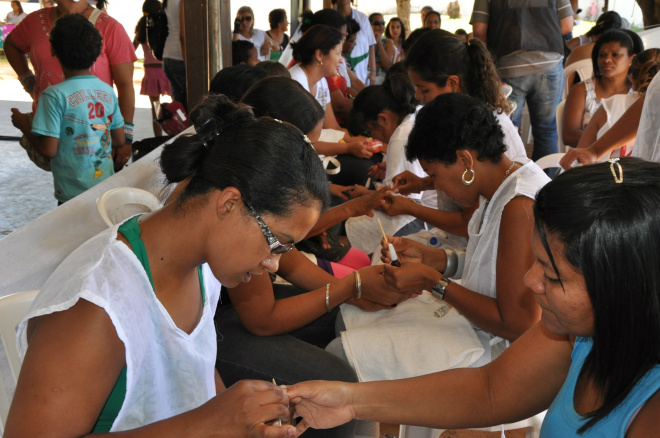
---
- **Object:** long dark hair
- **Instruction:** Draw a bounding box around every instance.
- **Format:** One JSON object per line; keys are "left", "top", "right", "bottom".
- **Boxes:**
{"left": 135, "top": 0, "right": 162, "bottom": 45}
{"left": 533, "top": 158, "right": 660, "bottom": 433}
{"left": 292, "top": 24, "right": 343, "bottom": 66}
{"left": 241, "top": 76, "right": 324, "bottom": 135}
{"left": 385, "top": 17, "right": 406, "bottom": 43}
{"left": 405, "top": 31, "right": 511, "bottom": 114}
{"left": 406, "top": 93, "right": 505, "bottom": 165}
{"left": 160, "top": 94, "right": 330, "bottom": 215}
{"left": 347, "top": 73, "right": 416, "bottom": 137}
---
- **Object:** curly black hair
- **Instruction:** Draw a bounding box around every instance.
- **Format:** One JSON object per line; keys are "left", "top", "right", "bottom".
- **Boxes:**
{"left": 406, "top": 93, "right": 505, "bottom": 165}
{"left": 50, "top": 14, "right": 102, "bottom": 71}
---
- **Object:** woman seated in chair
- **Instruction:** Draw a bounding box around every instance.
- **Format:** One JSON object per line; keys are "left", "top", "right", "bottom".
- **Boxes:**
{"left": 561, "top": 48, "right": 660, "bottom": 167}
{"left": 287, "top": 158, "right": 660, "bottom": 438}
{"left": 562, "top": 29, "right": 642, "bottom": 148}
{"left": 4, "top": 95, "right": 331, "bottom": 437}
{"left": 327, "top": 94, "right": 549, "bottom": 373}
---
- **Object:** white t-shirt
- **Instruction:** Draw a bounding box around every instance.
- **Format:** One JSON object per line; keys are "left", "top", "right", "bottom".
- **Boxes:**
{"left": 347, "top": 8, "right": 376, "bottom": 84}
{"left": 163, "top": 0, "right": 183, "bottom": 61}
{"left": 633, "top": 74, "right": 660, "bottom": 163}
{"left": 237, "top": 29, "right": 268, "bottom": 62}
{"left": 17, "top": 224, "right": 221, "bottom": 432}
{"left": 289, "top": 63, "right": 331, "bottom": 110}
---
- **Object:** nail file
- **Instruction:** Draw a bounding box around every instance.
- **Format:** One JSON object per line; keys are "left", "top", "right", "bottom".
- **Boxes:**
{"left": 377, "top": 218, "right": 401, "bottom": 267}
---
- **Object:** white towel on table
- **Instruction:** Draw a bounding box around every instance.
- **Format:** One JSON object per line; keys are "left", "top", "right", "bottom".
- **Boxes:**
{"left": 339, "top": 291, "right": 484, "bottom": 382}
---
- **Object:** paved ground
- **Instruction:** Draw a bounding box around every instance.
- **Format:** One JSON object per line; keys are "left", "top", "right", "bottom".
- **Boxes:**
{"left": 0, "top": 62, "right": 158, "bottom": 237}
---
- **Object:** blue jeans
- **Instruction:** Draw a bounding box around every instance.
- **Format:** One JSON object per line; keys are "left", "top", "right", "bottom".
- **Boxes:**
{"left": 215, "top": 284, "right": 358, "bottom": 438}
{"left": 507, "top": 61, "right": 564, "bottom": 161}
{"left": 163, "top": 58, "right": 187, "bottom": 110}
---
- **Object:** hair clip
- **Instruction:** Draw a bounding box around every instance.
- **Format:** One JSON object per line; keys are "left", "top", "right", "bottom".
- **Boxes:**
{"left": 302, "top": 134, "right": 313, "bottom": 147}
{"left": 608, "top": 158, "right": 623, "bottom": 183}
{"left": 195, "top": 119, "right": 221, "bottom": 149}
{"left": 273, "top": 118, "right": 283, "bottom": 123}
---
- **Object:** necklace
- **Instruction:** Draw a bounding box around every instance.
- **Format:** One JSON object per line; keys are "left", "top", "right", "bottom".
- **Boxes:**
{"left": 503, "top": 161, "right": 516, "bottom": 181}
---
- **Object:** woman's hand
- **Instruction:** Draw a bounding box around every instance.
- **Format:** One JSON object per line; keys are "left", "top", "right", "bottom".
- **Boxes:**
{"left": 329, "top": 183, "right": 350, "bottom": 200}
{"left": 345, "top": 186, "right": 390, "bottom": 216}
{"left": 380, "top": 194, "right": 415, "bottom": 217}
{"left": 10, "top": 108, "right": 31, "bottom": 134}
{"left": 559, "top": 147, "right": 596, "bottom": 170}
{"left": 285, "top": 381, "right": 357, "bottom": 437}
{"left": 346, "top": 139, "right": 374, "bottom": 159}
{"left": 359, "top": 264, "right": 416, "bottom": 306}
{"left": 368, "top": 162, "right": 387, "bottom": 180}
{"left": 345, "top": 184, "right": 372, "bottom": 199}
{"left": 198, "top": 380, "right": 295, "bottom": 437}
{"left": 380, "top": 236, "right": 425, "bottom": 265}
{"left": 382, "top": 263, "right": 441, "bottom": 293}
{"left": 391, "top": 170, "right": 430, "bottom": 194}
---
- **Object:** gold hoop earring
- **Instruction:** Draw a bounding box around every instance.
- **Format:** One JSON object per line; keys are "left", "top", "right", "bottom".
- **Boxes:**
{"left": 462, "top": 168, "right": 475, "bottom": 185}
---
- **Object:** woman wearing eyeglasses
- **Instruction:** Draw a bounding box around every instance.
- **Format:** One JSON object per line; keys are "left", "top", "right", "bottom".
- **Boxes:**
{"left": 369, "top": 13, "right": 395, "bottom": 85}
{"left": 232, "top": 5, "right": 270, "bottom": 62}
{"left": 4, "top": 95, "right": 328, "bottom": 438}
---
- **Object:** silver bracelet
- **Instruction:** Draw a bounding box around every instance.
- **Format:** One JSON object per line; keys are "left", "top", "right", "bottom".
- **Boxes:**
{"left": 325, "top": 283, "right": 331, "bottom": 313}
{"left": 353, "top": 270, "right": 362, "bottom": 300}
{"left": 442, "top": 248, "right": 459, "bottom": 278}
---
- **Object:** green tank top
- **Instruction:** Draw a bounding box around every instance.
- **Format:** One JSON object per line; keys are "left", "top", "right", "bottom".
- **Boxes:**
{"left": 92, "top": 216, "right": 205, "bottom": 433}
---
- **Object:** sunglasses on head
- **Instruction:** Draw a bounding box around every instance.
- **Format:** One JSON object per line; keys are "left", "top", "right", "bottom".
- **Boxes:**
{"left": 238, "top": 16, "right": 253, "bottom": 22}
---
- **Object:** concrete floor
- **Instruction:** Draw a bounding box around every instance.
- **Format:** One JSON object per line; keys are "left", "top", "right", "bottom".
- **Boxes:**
{"left": 0, "top": 86, "right": 157, "bottom": 238}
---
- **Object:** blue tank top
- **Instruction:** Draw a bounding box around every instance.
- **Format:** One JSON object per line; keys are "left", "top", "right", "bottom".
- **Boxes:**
{"left": 541, "top": 337, "right": 660, "bottom": 437}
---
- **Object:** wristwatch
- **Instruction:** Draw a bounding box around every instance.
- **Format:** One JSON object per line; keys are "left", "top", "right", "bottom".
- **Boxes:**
{"left": 431, "top": 277, "right": 452, "bottom": 301}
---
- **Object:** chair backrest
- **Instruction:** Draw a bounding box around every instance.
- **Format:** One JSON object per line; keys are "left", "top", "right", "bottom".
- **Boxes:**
{"left": 96, "top": 187, "right": 162, "bottom": 227}
{"left": 556, "top": 99, "right": 567, "bottom": 153}
{"left": 535, "top": 152, "right": 566, "bottom": 174}
{"left": 0, "top": 290, "right": 39, "bottom": 434}
{"left": 563, "top": 58, "right": 594, "bottom": 100}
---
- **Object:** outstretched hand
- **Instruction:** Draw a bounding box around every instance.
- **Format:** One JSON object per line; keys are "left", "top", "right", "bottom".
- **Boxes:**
{"left": 559, "top": 147, "right": 595, "bottom": 170}
{"left": 284, "top": 381, "right": 357, "bottom": 437}
{"left": 197, "top": 380, "right": 295, "bottom": 438}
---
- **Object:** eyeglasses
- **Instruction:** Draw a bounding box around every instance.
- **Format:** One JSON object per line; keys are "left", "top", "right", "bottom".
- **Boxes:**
{"left": 245, "top": 203, "right": 295, "bottom": 254}
{"left": 372, "top": 20, "right": 385, "bottom": 25}
{"left": 238, "top": 16, "right": 252, "bottom": 22}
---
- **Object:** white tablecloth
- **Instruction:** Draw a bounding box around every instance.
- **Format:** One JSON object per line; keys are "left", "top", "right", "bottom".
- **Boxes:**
{"left": 0, "top": 146, "right": 167, "bottom": 298}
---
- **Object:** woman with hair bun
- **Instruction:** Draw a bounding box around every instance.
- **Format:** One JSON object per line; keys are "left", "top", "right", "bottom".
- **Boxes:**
{"left": 4, "top": 95, "right": 329, "bottom": 438}
{"left": 330, "top": 93, "right": 548, "bottom": 370}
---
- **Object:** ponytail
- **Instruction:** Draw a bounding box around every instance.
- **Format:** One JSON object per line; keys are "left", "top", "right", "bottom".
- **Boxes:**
{"left": 464, "top": 39, "right": 511, "bottom": 114}
{"left": 405, "top": 31, "right": 510, "bottom": 114}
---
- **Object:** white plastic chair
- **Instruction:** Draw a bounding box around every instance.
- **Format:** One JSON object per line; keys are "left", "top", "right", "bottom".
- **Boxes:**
{"left": 96, "top": 187, "right": 162, "bottom": 227}
{"left": 536, "top": 152, "right": 567, "bottom": 174}
{"left": 563, "top": 59, "right": 593, "bottom": 100}
{"left": 0, "top": 290, "right": 39, "bottom": 434}
{"left": 556, "top": 99, "right": 567, "bottom": 153}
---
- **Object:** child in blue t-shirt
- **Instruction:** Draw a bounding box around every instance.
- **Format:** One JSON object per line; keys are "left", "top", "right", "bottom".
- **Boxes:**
{"left": 26, "top": 13, "right": 125, "bottom": 204}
